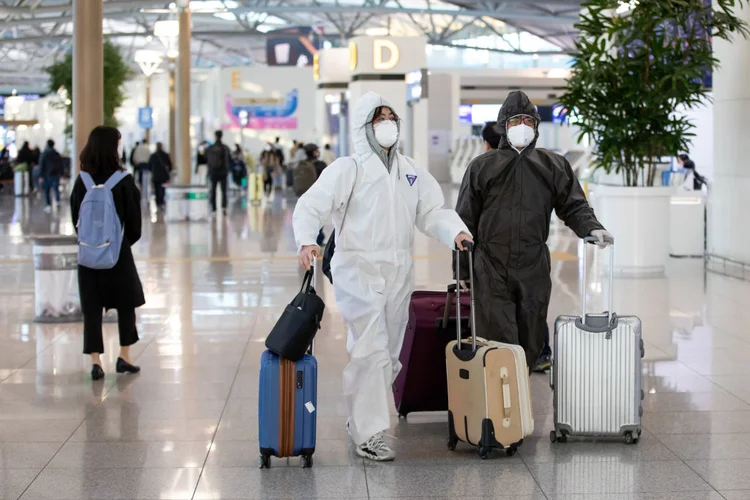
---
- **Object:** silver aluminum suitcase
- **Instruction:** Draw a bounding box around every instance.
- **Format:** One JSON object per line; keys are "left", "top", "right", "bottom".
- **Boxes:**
{"left": 550, "top": 236, "right": 644, "bottom": 445}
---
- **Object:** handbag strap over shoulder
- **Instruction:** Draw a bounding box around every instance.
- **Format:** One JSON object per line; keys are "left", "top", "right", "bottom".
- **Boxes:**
{"left": 339, "top": 158, "right": 359, "bottom": 235}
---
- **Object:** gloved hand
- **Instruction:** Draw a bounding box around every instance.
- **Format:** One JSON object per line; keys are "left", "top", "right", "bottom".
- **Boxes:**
{"left": 590, "top": 229, "right": 614, "bottom": 249}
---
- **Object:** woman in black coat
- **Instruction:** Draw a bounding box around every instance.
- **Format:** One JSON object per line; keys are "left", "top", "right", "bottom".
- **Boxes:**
{"left": 70, "top": 126, "right": 145, "bottom": 380}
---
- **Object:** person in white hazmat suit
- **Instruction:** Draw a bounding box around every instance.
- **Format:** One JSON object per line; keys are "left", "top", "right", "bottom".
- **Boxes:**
{"left": 293, "top": 91, "right": 473, "bottom": 461}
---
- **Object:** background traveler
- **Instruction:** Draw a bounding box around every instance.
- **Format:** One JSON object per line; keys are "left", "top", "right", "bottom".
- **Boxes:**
{"left": 260, "top": 143, "right": 280, "bottom": 196}
{"left": 149, "top": 142, "right": 172, "bottom": 209}
{"left": 206, "top": 130, "right": 231, "bottom": 216}
{"left": 132, "top": 139, "right": 151, "bottom": 199}
{"left": 678, "top": 153, "right": 707, "bottom": 191}
{"left": 39, "top": 139, "right": 64, "bottom": 213}
{"left": 70, "top": 126, "right": 144, "bottom": 381}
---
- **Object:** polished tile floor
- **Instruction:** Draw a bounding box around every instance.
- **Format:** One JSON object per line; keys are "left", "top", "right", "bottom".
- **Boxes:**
{"left": 1, "top": 188, "right": 749, "bottom": 500}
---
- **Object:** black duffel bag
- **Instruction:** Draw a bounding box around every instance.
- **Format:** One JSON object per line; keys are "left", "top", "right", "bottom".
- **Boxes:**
{"left": 265, "top": 268, "right": 325, "bottom": 361}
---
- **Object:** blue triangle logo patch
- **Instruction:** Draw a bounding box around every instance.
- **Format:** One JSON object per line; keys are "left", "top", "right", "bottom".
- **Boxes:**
{"left": 406, "top": 174, "right": 417, "bottom": 186}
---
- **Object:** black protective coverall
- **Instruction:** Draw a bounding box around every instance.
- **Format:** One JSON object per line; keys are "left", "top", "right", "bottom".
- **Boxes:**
{"left": 455, "top": 91, "right": 604, "bottom": 366}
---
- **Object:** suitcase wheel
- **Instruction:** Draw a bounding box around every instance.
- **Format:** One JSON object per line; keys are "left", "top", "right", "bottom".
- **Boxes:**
{"left": 258, "top": 454, "right": 271, "bottom": 469}
{"left": 505, "top": 447, "right": 517, "bottom": 457}
{"left": 301, "top": 454, "right": 314, "bottom": 468}
{"left": 477, "top": 446, "right": 491, "bottom": 459}
{"left": 623, "top": 431, "right": 638, "bottom": 445}
{"left": 447, "top": 436, "right": 458, "bottom": 451}
{"left": 550, "top": 430, "right": 567, "bottom": 443}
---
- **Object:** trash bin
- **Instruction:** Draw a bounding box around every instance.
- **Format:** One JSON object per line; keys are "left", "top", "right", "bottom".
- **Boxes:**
{"left": 14, "top": 170, "right": 28, "bottom": 197}
{"left": 165, "top": 185, "right": 210, "bottom": 221}
{"left": 32, "top": 235, "right": 118, "bottom": 323}
{"left": 32, "top": 235, "right": 81, "bottom": 323}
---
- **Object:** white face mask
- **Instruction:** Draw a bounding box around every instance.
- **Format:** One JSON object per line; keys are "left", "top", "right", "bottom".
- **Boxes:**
{"left": 374, "top": 120, "right": 399, "bottom": 148}
{"left": 507, "top": 124, "right": 535, "bottom": 149}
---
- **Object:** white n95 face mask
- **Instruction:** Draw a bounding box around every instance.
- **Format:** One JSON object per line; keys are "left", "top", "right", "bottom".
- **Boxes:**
{"left": 507, "top": 124, "right": 535, "bottom": 149}
{"left": 374, "top": 120, "right": 399, "bottom": 148}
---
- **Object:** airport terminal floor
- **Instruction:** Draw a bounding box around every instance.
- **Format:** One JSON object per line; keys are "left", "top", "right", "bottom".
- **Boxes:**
{"left": 1, "top": 188, "right": 750, "bottom": 500}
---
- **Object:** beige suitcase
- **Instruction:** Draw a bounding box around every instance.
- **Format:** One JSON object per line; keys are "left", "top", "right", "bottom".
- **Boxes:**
{"left": 446, "top": 243, "right": 534, "bottom": 459}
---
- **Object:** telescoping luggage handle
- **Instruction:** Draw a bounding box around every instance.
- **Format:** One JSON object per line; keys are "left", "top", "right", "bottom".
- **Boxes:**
{"left": 580, "top": 235, "right": 616, "bottom": 330}
{"left": 455, "top": 241, "right": 477, "bottom": 352}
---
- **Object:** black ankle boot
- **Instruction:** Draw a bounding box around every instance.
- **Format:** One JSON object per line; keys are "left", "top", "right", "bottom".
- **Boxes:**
{"left": 116, "top": 358, "right": 141, "bottom": 374}
{"left": 91, "top": 364, "right": 104, "bottom": 381}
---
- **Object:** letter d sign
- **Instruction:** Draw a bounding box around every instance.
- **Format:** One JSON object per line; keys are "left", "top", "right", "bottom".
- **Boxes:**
{"left": 373, "top": 39, "right": 399, "bottom": 71}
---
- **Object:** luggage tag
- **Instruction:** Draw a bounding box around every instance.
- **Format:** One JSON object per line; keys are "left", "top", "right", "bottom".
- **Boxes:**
{"left": 305, "top": 401, "right": 316, "bottom": 413}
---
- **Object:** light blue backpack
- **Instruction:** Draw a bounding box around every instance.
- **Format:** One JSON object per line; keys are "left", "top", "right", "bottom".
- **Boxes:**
{"left": 77, "top": 171, "right": 128, "bottom": 270}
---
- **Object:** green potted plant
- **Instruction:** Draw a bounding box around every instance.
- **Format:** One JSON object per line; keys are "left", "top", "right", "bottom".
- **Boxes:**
{"left": 559, "top": 0, "right": 748, "bottom": 276}
{"left": 46, "top": 40, "right": 132, "bottom": 129}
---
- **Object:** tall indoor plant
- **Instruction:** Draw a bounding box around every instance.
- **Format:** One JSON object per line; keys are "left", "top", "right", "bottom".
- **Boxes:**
{"left": 559, "top": 0, "right": 748, "bottom": 275}
{"left": 46, "top": 40, "right": 132, "bottom": 133}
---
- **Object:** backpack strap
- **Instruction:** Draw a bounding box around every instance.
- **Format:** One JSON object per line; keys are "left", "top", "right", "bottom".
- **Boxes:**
{"left": 339, "top": 158, "right": 359, "bottom": 234}
{"left": 80, "top": 172, "right": 95, "bottom": 190}
{"left": 104, "top": 170, "right": 128, "bottom": 191}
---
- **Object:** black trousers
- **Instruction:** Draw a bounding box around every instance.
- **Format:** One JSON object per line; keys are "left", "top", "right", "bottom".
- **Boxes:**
{"left": 210, "top": 175, "right": 228, "bottom": 212}
{"left": 153, "top": 181, "right": 166, "bottom": 207}
{"left": 83, "top": 308, "right": 139, "bottom": 354}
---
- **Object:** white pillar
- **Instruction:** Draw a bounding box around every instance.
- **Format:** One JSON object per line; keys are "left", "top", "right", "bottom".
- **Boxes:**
{"left": 708, "top": 0, "right": 750, "bottom": 272}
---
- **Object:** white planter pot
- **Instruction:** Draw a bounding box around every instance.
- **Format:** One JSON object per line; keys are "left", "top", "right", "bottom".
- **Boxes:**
{"left": 590, "top": 185, "right": 673, "bottom": 277}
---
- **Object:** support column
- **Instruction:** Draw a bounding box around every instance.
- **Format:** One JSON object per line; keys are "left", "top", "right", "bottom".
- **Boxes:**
{"left": 144, "top": 75, "right": 152, "bottom": 144}
{"left": 169, "top": 65, "right": 176, "bottom": 166}
{"left": 708, "top": 0, "right": 750, "bottom": 276}
{"left": 72, "top": 0, "right": 103, "bottom": 180}
{"left": 174, "top": 6, "right": 191, "bottom": 185}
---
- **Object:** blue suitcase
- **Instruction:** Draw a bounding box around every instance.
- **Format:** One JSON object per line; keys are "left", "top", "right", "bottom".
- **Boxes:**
{"left": 258, "top": 350, "right": 317, "bottom": 468}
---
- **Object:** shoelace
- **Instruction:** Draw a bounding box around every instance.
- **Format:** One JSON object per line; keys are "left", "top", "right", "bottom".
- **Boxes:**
{"left": 363, "top": 432, "right": 397, "bottom": 453}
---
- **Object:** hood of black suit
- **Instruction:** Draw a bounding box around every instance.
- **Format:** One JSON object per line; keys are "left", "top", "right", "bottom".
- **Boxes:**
{"left": 495, "top": 91, "right": 541, "bottom": 151}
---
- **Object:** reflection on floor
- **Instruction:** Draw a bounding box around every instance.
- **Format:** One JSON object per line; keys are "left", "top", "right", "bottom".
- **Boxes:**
{"left": 1, "top": 189, "right": 750, "bottom": 500}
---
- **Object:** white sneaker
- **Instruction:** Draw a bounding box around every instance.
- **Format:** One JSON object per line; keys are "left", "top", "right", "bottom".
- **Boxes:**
{"left": 43, "top": 206, "right": 52, "bottom": 213}
{"left": 355, "top": 432, "right": 396, "bottom": 462}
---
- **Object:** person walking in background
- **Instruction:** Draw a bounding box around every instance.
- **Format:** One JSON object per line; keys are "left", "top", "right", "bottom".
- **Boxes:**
{"left": 273, "top": 136, "right": 285, "bottom": 166}
{"left": 31, "top": 145, "right": 41, "bottom": 192}
{"left": 231, "top": 144, "right": 247, "bottom": 189}
{"left": 678, "top": 153, "right": 707, "bottom": 191}
{"left": 206, "top": 130, "right": 231, "bottom": 216}
{"left": 132, "top": 140, "right": 151, "bottom": 200}
{"left": 16, "top": 141, "right": 33, "bottom": 192}
{"left": 195, "top": 140, "right": 209, "bottom": 185}
{"left": 481, "top": 121, "right": 502, "bottom": 151}
{"left": 39, "top": 140, "right": 64, "bottom": 213}
{"left": 321, "top": 143, "right": 336, "bottom": 165}
{"left": 129, "top": 141, "right": 140, "bottom": 172}
{"left": 260, "top": 143, "right": 280, "bottom": 196}
{"left": 297, "top": 143, "right": 328, "bottom": 245}
{"left": 149, "top": 142, "right": 172, "bottom": 209}
{"left": 70, "top": 126, "right": 144, "bottom": 381}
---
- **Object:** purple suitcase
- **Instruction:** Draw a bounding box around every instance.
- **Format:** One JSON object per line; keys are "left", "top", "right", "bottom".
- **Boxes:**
{"left": 393, "top": 284, "right": 470, "bottom": 417}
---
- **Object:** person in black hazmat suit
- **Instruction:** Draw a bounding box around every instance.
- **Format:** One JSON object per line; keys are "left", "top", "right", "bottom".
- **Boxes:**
{"left": 455, "top": 91, "right": 612, "bottom": 368}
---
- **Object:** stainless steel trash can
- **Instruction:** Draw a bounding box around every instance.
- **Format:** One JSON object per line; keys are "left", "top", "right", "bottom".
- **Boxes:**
{"left": 33, "top": 235, "right": 81, "bottom": 322}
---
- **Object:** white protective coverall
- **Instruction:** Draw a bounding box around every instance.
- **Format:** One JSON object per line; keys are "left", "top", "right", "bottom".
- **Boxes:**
{"left": 293, "top": 91, "right": 469, "bottom": 445}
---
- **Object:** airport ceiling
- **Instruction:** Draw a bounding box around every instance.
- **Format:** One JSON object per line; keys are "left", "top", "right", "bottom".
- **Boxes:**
{"left": 0, "top": 0, "right": 583, "bottom": 90}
